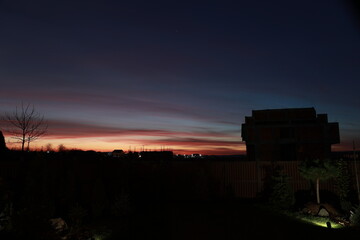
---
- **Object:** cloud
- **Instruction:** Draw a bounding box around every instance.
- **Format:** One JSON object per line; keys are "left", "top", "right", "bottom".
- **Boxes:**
{"left": 0, "top": 88, "right": 216, "bottom": 121}
{"left": 42, "top": 119, "right": 239, "bottom": 139}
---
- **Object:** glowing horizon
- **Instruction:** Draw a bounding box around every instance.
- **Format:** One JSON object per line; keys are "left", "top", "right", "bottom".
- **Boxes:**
{"left": 1, "top": 117, "right": 245, "bottom": 155}
{"left": 3, "top": 134, "right": 246, "bottom": 155}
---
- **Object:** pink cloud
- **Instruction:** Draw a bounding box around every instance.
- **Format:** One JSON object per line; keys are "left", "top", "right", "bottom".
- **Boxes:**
{"left": 42, "top": 119, "right": 237, "bottom": 139}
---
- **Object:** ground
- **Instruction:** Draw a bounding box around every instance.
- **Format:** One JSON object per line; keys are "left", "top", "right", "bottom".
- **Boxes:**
{"left": 100, "top": 199, "right": 360, "bottom": 240}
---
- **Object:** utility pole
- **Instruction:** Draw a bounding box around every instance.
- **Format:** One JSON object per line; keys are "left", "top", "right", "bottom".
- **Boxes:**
{"left": 353, "top": 140, "right": 360, "bottom": 204}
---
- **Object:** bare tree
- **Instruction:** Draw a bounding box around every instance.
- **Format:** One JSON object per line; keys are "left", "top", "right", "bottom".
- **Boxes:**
{"left": 4, "top": 103, "right": 48, "bottom": 151}
{"left": 46, "top": 143, "right": 53, "bottom": 152}
{"left": 57, "top": 144, "right": 67, "bottom": 152}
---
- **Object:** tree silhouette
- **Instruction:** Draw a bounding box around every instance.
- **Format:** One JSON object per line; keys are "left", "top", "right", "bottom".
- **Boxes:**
{"left": 0, "top": 130, "right": 7, "bottom": 152}
{"left": 4, "top": 103, "right": 48, "bottom": 151}
{"left": 335, "top": 158, "right": 353, "bottom": 212}
{"left": 299, "top": 158, "right": 339, "bottom": 204}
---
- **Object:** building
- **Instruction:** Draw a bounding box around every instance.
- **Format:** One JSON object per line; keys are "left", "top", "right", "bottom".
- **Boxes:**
{"left": 241, "top": 107, "right": 340, "bottom": 161}
{"left": 112, "top": 149, "right": 125, "bottom": 157}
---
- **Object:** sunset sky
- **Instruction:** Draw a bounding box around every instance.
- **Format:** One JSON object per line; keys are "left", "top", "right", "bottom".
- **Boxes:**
{"left": 1, "top": 0, "right": 360, "bottom": 155}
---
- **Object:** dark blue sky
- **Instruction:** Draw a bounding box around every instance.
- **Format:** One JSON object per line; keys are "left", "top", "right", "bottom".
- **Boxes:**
{"left": 1, "top": 0, "right": 359, "bottom": 154}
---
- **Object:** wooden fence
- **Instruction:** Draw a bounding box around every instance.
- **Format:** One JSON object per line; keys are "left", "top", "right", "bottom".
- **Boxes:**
{"left": 1, "top": 159, "right": 360, "bottom": 200}
{"left": 169, "top": 160, "right": 360, "bottom": 199}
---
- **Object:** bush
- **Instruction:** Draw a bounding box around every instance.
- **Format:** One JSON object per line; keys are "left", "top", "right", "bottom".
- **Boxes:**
{"left": 68, "top": 203, "right": 88, "bottom": 231}
{"left": 111, "top": 192, "right": 131, "bottom": 218}
{"left": 269, "top": 173, "right": 295, "bottom": 210}
{"left": 262, "top": 164, "right": 295, "bottom": 210}
{"left": 350, "top": 205, "right": 360, "bottom": 226}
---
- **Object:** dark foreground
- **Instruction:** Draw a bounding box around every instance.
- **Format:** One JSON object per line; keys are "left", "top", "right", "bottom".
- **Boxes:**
{"left": 1, "top": 152, "right": 359, "bottom": 239}
{"left": 1, "top": 199, "right": 360, "bottom": 240}
{"left": 99, "top": 200, "right": 360, "bottom": 240}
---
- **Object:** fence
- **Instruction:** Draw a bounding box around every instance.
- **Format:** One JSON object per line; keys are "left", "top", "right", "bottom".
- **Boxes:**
{"left": 1, "top": 158, "right": 360, "bottom": 200}
{"left": 169, "top": 160, "right": 360, "bottom": 199}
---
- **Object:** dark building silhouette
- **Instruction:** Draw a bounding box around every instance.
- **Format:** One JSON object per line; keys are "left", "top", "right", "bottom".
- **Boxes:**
{"left": 112, "top": 149, "right": 125, "bottom": 157}
{"left": 241, "top": 108, "right": 340, "bottom": 161}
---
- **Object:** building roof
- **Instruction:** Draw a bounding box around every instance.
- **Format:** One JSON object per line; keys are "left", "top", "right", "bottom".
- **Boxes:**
{"left": 112, "top": 149, "right": 124, "bottom": 153}
{"left": 250, "top": 107, "right": 317, "bottom": 122}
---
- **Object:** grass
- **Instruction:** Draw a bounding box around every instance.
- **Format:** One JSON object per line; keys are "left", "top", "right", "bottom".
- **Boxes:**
{"left": 254, "top": 204, "right": 347, "bottom": 229}
{"left": 296, "top": 215, "right": 341, "bottom": 228}
{"left": 288, "top": 212, "right": 343, "bottom": 228}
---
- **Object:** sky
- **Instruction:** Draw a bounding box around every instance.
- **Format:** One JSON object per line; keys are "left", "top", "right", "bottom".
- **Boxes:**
{"left": 1, "top": 0, "right": 360, "bottom": 155}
